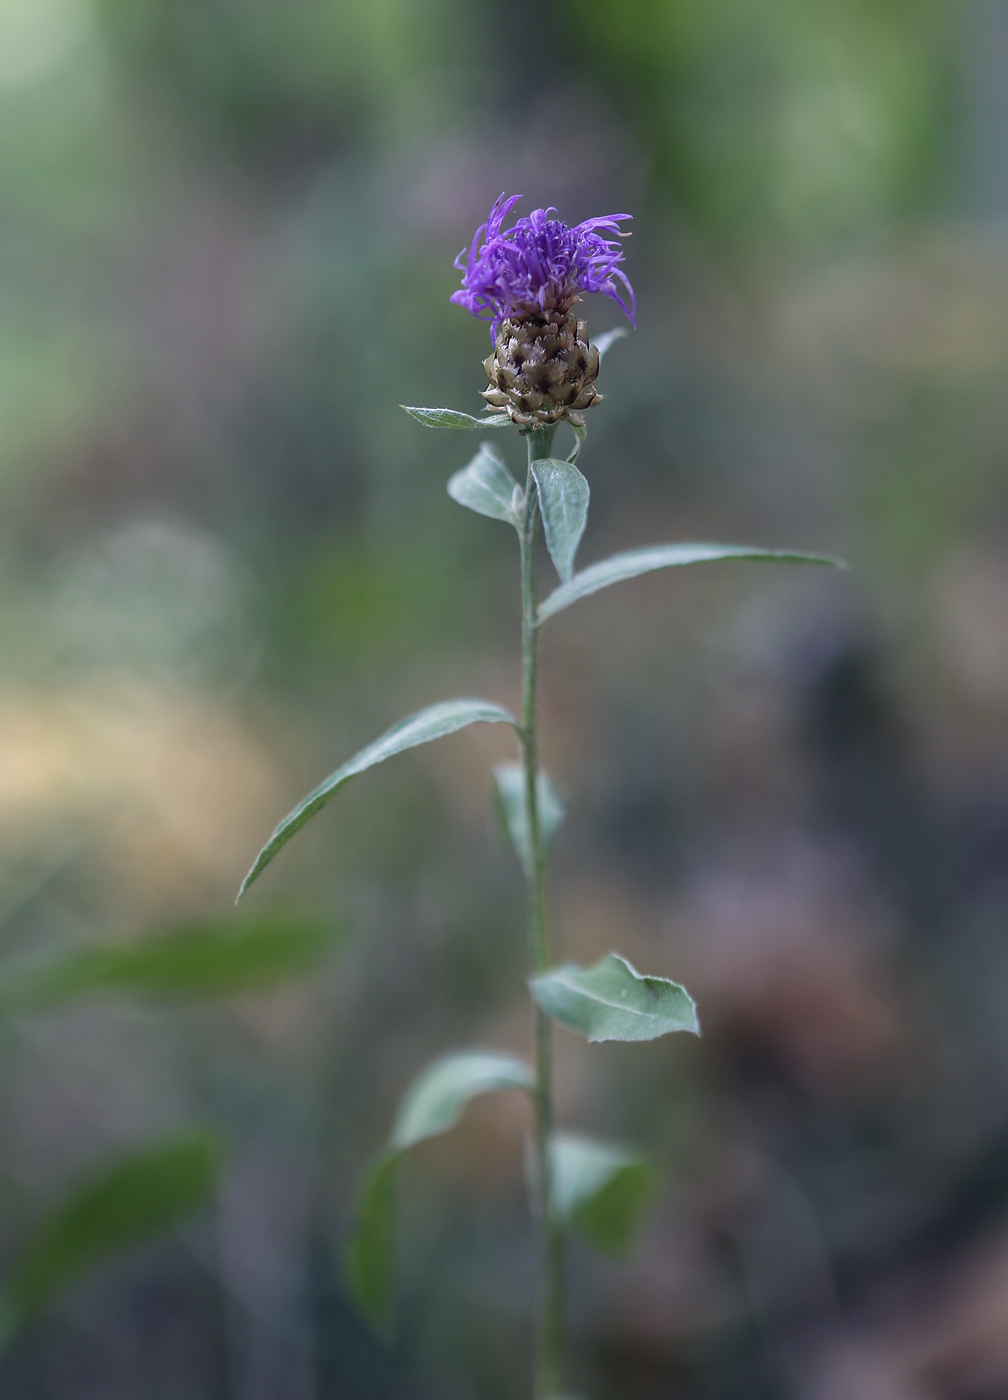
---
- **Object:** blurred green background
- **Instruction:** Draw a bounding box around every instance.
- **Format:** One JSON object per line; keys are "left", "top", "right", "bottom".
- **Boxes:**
{"left": 2, "top": 0, "right": 1008, "bottom": 1395}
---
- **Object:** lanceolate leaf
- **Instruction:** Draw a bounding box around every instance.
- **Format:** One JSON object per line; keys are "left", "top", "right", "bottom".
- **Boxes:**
{"left": 566, "top": 421, "right": 587, "bottom": 464}
{"left": 0, "top": 1134, "right": 220, "bottom": 1347}
{"left": 550, "top": 1134, "right": 652, "bottom": 1256}
{"left": 0, "top": 916, "right": 341, "bottom": 1010}
{"left": 402, "top": 406, "right": 510, "bottom": 430}
{"left": 493, "top": 763, "right": 565, "bottom": 875}
{"left": 447, "top": 443, "right": 521, "bottom": 525}
{"left": 238, "top": 700, "right": 521, "bottom": 898}
{"left": 537, "top": 543, "right": 847, "bottom": 624}
{"left": 345, "top": 1052, "right": 533, "bottom": 1327}
{"left": 530, "top": 953, "right": 700, "bottom": 1043}
{"left": 530, "top": 458, "right": 590, "bottom": 584}
{"left": 592, "top": 326, "right": 629, "bottom": 360}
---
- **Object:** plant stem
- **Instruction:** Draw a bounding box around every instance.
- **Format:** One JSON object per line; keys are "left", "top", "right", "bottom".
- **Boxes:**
{"left": 520, "top": 424, "right": 563, "bottom": 1399}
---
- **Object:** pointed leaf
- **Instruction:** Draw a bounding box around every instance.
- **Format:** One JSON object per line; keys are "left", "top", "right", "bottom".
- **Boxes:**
{"left": 537, "top": 543, "right": 846, "bottom": 623}
{"left": 566, "top": 421, "right": 587, "bottom": 464}
{"left": 0, "top": 916, "right": 341, "bottom": 1010}
{"left": 531, "top": 458, "right": 590, "bottom": 584}
{"left": 530, "top": 953, "right": 700, "bottom": 1043}
{"left": 492, "top": 763, "right": 565, "bottom": 875}
{"left": 345, "top": 1052, "right": 533, "bottom": 1327}
{"left": 344, "top": 1150, "right": 397, "bottom": 1330}
{"left": 402, "top": 406, "right": 510, "bottom": 430}
{"left": 550, "top": 1133, "right": 652, "bottom": 1256}
{"left": 447, "top": 443, "right": 521, "bottom": 525}
{"left": 592, "top": 326, "right": 629, "bottom": 360}
{"left": 0, "top": 1134, "right": 220, "bottom": 1344}
{"left": 239, "top": 699, "right": 521, "bottom": 898}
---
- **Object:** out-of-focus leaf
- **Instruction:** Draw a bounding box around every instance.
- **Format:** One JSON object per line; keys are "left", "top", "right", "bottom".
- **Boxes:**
{"left": 0, "top": 1134, "right": 220, "bottom": 1348}
{"left": 592, "top": 326, "right": 629, "bottom": 360}
{"left": 345, "top": 1052, "right": 533, "bottom": 1327}
{"left": 447, "top": 443, "right": 521, "bottom": 525}
{"left": 530, "top": 458, "right": 590, "bottom": 584}
{"left": 344, "top": 1150, "right": 397, "bottom": 1332}
{"left": 566, "top": 421, "right": 588, "bottom": 464}
{"left": 537, "top": 542, "right": 846, "bottom": 622}
{"left": 492, "top": 763, "right": 565, "bottom": 874}
{"left": 402, "top": 406, "right": 510, "bottom": 430}
{"left": 238, "top": 699, "right": 521, "bottom": 898}
{"left": 550, "top": 1133, "right": 652, "bottom": 1256}
{"left": 0, "top": 916, "right": 341, "bottom": 1009}
{"left": 530, "top": 953, "right": 700, "bottom": 1043}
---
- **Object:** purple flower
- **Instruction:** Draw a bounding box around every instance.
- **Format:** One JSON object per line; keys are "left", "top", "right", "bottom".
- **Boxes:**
{"left": 451, "top": 193, "right": 635, "bottom": 339}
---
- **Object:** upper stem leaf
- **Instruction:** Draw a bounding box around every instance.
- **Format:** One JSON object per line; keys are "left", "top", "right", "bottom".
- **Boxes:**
{"left": 530, "top": 458, "right": 590, "bottom": 585}
{"left": 592, "top": 326, "right": 629, "bottom": 360}
{"left": 238, "top": 699, "right": 521, "bottom": 898}
{"left": 447, "top": 443, "right": 521, "bottom": 525}
{"left": 530, "top": 952, "right": 700, "bottom": 1043}
{"left": 493, "top": 763, "right": 565, "bottom": 875}
{"left": 402, "top": 406, "right": 510, "bottom": 430}
{"left": 537, "top": 542, "right": 847, "bottom": 623}
{"left": 549, "top": 1133, "right": 652, "bottom": 1256}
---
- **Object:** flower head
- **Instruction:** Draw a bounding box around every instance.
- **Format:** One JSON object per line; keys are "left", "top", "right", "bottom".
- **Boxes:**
{"left": 451, "top": 193, "right": 635, "bottom": 339}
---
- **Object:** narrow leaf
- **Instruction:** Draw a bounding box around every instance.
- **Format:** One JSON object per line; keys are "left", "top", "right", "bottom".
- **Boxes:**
{"left": 0, "top": 1134, "right": 220, "bottom": 1342}
{"left": 592, "top": 326, "right": 629, "bottom": 360}
{"left": 447, "top": 443, "right": 520, "bottom": 525}
{"left": 492, "top": 763, "right": 565, "bottom": 875}
{"left": 550, "top": 1133, "right": 652, "bottom": 1256}
{"left": 345, "top": 1052, "right": 533, "bottom": 1327}
{"left": 531, "top": 458, "right": 590, "bottom": 584}
{"left": 344, "top": 1150, "right": 397, "bottom": 1330}
{"left": 530, "top": 952, "right": 700, "bottom": 1043}
{"left": 402, "top": 406, "right": 510, "bottom": 430}
{"left": 566, "top": 421, "right": 587, "bottom": 464}
{"left": 239, "top": 699, "right": 521, "bottom": 898}
{"left": 0, "top": 916, "right": 341, "bottom": 1010}
{"left": 538, "top": 543, "right": 847, "bottom": 623}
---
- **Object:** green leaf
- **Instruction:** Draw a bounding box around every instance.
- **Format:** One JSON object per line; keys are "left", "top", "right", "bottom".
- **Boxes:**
{"left": 447, "top": 443, "right": 521, "bottom": 525}
{"left": 238, "top": 699, "right": 521, "bottom": 898}
{"left": 592, "top": 326, "right": 629, "bottom": 360}
{"left": 0, "top": 916, "right": 341, "bottom": 1010}
{"left": 550, "top": 1133, "right": 652, "bottom": 1256}
{"left": 492, "top": 763, "right": 565, "bottom": 875}
{"left": 530, "top": 458, "right": 590, "bottom": 584}
{"left": 529, "top": 953, "right": 700, "bottom": 1043}
{"left": 402, "top": 406, "right": 510, "bottom": 430}
{"left": 345, "top": 1052, "right": 533, "bottom": 1327}
{"left": 0, "top": 1134, "right": 220, "bottom": 1344}
{"left": 343, "top": 1150, "right": 397, "bottom": 1331}
{"left": 566, "top": 421, "right": 587, "bottom": 464}
{"left": 390, "top": 1051, "right": 534, "bottom": 1150}
{"left": 538, "top": 543, "right": 847, "bottom": 623}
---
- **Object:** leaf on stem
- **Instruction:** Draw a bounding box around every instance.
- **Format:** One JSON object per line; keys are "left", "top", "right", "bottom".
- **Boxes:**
{"left": 566, "top": 421, "right": 587, "bottom": 465}
{"left": 537, "top": 542, "right": 847, "bottom": 623}
{"left": 530, "top": 458, "right": 590, "bottom": 585}
{"left": 447, "top": 443, "right": 521, "bottom": 525}
{"left": 402, "top": 406, "right": 510, "bottom": 430}
{"left": 530, "top": 953, "right": 700, "bottom": 1043}
{"left": 550, "top": 1133, "right": 652, "bottom": 1256}
{"left": 238, "top": 699, "right": 521, "bottom": 899}
{"left": 0, "top": 1133, "right": 220, "bottom": 1348}
{"left": 345, "top": 1052, "right": 534, "bottom": 1326}
{"left": 492, "top": 763, "right": 565, "bottom": 875}
{"left": 592, "top": 326, "right": 629, "bottom": 360}
{"left": 0, "top": 916, "right": 341, "bottom": 1010}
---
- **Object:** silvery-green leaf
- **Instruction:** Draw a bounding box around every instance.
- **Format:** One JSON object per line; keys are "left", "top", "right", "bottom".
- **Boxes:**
{"left": 391, "top": 1051, "right": 534, "bottom": 1150}
{"left": 550, "top": 1133, "right": 652, "bottom": 1256}
{"left": 566, "top": 421, "right": 587, "bottom": 464}
{"left": 530, "top": 953, "right": 700, "bottom": 1043}
{"left": 402, "top": 406, "right": 510, "bottom": 430}
{"left": 0, "top": 916, "right": 341, "bottom": 1010}
{"left": 345, "top": 1052, "right": 533, "bottom": 1327}
{"left": 530, "top": 458, "right": 590, "bottom": 585}
{"left": 492, "top": 763, "right": 565, "bottom": 874}
{"left": 0, "top": 1134, "right": 220, "bottom": 1348}
{"left": 537, "top": 543, "right": 847, "bottom": 624}
{"left": 239, "top": 699, "right": 521, "bottom": 898}
{"left": 592, "top": 326, "right": 629, "bottom": 360}
{"left": 447, "top": 443, "right": 520, "bottom": 525}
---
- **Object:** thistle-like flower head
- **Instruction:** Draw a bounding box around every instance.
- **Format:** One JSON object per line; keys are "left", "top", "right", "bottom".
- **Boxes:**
{"left": 451, "top": 193, "right": 635, "bottom": 339}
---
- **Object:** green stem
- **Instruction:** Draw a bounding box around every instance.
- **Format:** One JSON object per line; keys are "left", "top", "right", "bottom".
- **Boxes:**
{"left": 520, "top": 424, "right": 563, "bottom": 1399}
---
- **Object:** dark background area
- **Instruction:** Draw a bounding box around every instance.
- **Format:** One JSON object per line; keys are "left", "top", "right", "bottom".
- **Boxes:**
{"left": 2, "top": 0, "right": 1008, "bottom": 1396}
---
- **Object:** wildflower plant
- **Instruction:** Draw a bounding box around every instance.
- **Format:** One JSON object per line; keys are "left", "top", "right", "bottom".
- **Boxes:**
{"left": 237, "top": 195, "right": 842, "bottom": 1397}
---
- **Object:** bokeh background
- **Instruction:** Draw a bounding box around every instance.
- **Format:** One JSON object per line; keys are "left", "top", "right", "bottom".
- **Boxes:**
{"left": 2, "top": 0, "right": 1008, "bottom": 1396}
